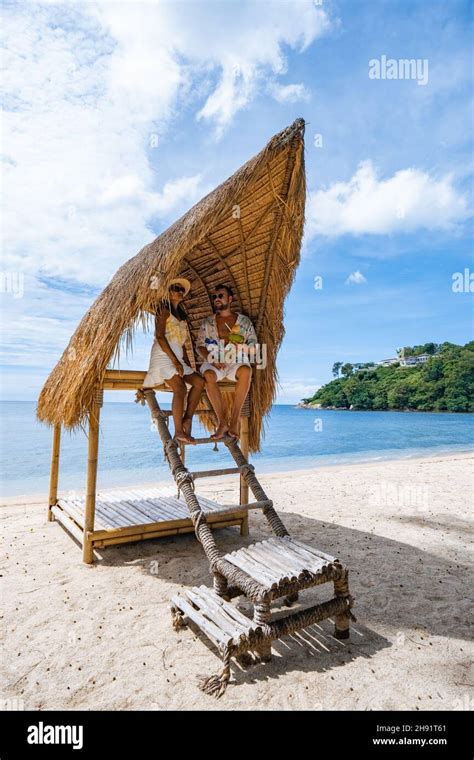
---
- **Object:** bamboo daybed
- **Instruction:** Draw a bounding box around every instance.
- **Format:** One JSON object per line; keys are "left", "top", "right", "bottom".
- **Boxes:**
{"left": 47, "top": 372, "right": 253, "bottom": 564}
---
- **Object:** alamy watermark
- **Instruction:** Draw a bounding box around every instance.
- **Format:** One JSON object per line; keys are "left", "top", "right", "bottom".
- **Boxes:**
{"left": 368, "top": 481, "right": 430, "bottom": 512}
{"left": 207, "top": 339, "right": 267, "bottom": 370}
{"left": 0, "top": 271, "right": 24, "bottom": 299}
{"left": 452, "top": 268, "right": 474, "bottom": 293}
{"left": 369, "top": 55, "right": 429, "bottom": 86}
{"left": 27, "top": 721, "right": 83, "bottom": 750}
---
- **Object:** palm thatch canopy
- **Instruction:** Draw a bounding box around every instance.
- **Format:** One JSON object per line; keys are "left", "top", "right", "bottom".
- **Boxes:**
{"left": 37, "top": 118, "right": 306, "bottom": 452}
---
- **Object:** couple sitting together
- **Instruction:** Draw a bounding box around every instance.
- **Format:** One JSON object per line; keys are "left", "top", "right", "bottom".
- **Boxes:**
{"left": 143, "top": 278, "right": 257, "bottom": 445}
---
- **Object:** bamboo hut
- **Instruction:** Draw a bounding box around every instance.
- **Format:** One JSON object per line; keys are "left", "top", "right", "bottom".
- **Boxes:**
{"left": 37, "top": 117, "right": 307, "bottom": 563}
{"left": 37, "top": 118, "right": 355, "bottom": 694}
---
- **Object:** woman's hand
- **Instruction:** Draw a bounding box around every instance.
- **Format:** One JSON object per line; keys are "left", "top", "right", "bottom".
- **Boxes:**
{"left": 173, "top": 358, "right": 184, "bottom": 377}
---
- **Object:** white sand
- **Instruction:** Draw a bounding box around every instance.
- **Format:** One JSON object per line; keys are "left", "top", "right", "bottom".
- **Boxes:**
{"left": 1, "top": 452, "right": 473, "bottom": 711}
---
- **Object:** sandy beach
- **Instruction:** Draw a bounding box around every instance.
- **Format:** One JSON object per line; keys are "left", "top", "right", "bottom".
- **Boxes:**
{"left": 1, "top": 452, "right": 473, "bottom": 711}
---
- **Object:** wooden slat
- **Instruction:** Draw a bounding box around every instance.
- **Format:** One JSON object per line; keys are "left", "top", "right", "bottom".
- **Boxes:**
{"left": 186, "top": 589, "right": 249, "bottom": 642}
{"left": 225, "top": 549, "right": 277, "bottom": 589}
{"left": 266, "top": 538, "right": 328, "bottom": 574}
{"left": 111, "top": 491, "right": 183, "bottom": 522}
{"left": 246, "top": 542, "right": 301, "bottom": 581}
{"left": 95, "top": 497, "right": 149, "bottom": 527}
{"left": 189, "top": 467, "right": 241, "bottom": 479}
{"left": 58, "top": 489, "right": 250, "bottom": 535}
{"left": 93, "top": 516, "right": 243, "bottom": 546}
{"left": 259, "top": 540, "right": 314, "bottom": 576}
{"left": 94, "top": 500, "right": 134, "bottom": 528}
{"left": 239, "top": 546, "right": 291, "bottom": 585}
{"left": 193, "top": 586, "right": 257, "bottom": 630}
{"left": 51, "top": 506, "right": 84, "bottom": 543}
{"left": 282, "top": 537, "right": 337, "bottom": 564}
{"left": 61, "top": 495, "right": 128, "bottom": 529}
{"left": 170, "top": 596, "right": 232, "bottom": 647}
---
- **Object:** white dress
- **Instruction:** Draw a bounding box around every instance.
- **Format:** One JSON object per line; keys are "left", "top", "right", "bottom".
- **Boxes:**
{"left": 143, "top": 313, "right": 195, "bottom": 387}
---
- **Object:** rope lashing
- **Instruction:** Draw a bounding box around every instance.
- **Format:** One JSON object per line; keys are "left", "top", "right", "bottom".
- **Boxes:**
{"left": 239, "top": 463, "right": 255, "bottom": 478}
{"left": 175, "top": 470, "right": 195, "bottom": 492}
{"left": 135, "top": 389, "right": 146, "bottom": 405}
{"left": 198, "top": 643, "right": 233, "bottom": 698}
{"left": 192, "top": 511, "right": 207, "bottom": 542}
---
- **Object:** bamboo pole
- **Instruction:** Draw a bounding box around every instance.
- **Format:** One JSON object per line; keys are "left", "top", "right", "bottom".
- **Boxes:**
{"left": 83, "top": 395, "right": 101, "bottom": 564}
{"left": 48, "top": 424, "right": 61, "bottom": 521}
{"left": 239, "top": 415, "right": 249, "bottom": 536}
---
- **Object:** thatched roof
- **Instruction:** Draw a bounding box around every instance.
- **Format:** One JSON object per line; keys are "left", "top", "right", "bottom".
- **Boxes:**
{"left": 37, "top": 117, "right": 306, "bottom": 452}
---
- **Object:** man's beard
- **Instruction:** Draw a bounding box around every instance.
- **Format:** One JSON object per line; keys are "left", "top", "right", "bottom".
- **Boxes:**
{"left": 214, "top": 302, "right": 225, "bottom": 311}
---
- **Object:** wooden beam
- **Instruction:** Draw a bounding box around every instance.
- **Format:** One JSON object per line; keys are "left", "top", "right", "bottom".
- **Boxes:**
{"left": 48, "top": 424, "right": 61, "bottom": 521}
{"left": 239, "top": 415, "right": 250, "bottom": 536}
{"left": 83, "top": 397, "right": 101, "bottom": 564}
{"left": 102, "top": 369, "right": 240, "bottom": 392}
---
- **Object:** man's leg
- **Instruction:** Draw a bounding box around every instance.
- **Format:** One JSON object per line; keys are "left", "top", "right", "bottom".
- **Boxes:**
{"left": 203, "top": 369, "right": 229, "bottom": 439}
{"left": 229, "top": 365, "right": 252, "bottom": 438}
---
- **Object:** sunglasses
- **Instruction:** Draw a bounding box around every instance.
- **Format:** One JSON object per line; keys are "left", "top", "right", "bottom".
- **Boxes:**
{"left": 212, "top": 293, "right": 227, "bottom": 300}
{"left": 169, "top": 285, "right": 185, "bottom": 293}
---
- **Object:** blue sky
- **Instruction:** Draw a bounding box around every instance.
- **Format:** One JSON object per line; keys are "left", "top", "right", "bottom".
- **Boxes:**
{"left": 2, "top": 0, "right": 472, "bottom": 403}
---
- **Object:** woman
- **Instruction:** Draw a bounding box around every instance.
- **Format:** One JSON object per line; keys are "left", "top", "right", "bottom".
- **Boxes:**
{"left": 143, "top": 278, "right": 204, "bottom": 444}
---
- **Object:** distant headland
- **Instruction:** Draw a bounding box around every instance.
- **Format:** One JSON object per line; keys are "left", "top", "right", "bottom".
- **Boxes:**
{"left": 300, "top": 342, "right": 473, "bottom": 413}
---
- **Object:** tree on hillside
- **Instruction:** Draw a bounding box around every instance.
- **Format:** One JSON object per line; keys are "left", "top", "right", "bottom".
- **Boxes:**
{"left": 332, "top": 361, "right": 343, "bottom": 378}
{"left": 341, "top": 363, "right": 354, "bottom": 377}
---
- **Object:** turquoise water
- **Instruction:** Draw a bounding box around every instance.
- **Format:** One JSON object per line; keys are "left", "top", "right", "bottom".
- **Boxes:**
{"left": 1, "top": 401, "right": 472, "bottom": 497}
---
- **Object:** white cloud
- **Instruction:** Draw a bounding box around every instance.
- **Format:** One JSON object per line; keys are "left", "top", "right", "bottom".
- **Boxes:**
{"left": 269, "top": 82, "right": 311, "bottom": 104}
{"left": 306, "top": 160, "right": 469, "bottom": 239}
{"left": 2, "top": 0, "right": 331, "bottom": 287}
{"left": 1, "top": 0, "right": 333, "bottom": 402}
{"left": 345, "top": 271, "right": 367, "bottom": 285}
{"left": 276, "top": 379, "right": 321, "bottom": 403}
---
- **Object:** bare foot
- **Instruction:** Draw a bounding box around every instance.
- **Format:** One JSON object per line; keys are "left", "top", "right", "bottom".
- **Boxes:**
{"left": 174, "top": 430, "right": 196, "bottom": 445}
{"left": 228, "top": 421, "right": 240, "bottom": 440}
{"left": 182, "top": 416, "right": 196, "bottom": 442}
{"left": 210, "top": 422, "right": 229, "bottom": 441}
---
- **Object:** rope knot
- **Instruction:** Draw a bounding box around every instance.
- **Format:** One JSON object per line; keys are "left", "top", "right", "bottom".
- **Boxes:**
{"left": 175, "top": 470, "right": 195, "bottom": 490}
{"left": 239, "top": 463, "right": 255, "bottom": 478}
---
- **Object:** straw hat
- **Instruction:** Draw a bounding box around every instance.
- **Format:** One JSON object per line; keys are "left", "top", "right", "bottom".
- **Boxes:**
{"left": 168, "top": 277, "right": 191, "bottom": 296}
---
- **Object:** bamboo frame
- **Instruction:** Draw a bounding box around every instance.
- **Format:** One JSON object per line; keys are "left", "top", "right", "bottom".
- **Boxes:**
{"left": 48, "top": 369, "right": 253, "bottom": 562}
{"left": 82, "top": 397, "right": 101, "bottom": 564}
{"left": 47, "top": 423, "right": 61, "bottom": 521}
{"left": 239, "top": 416, "right": 249, "bottom": 536}
{"left": 53, "top": 502, "right": 247, "bottom": 551}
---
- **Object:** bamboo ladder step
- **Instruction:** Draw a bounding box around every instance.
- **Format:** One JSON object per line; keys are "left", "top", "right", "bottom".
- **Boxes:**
{"left": 171, "top": 585, "right": 259, "bottom": 648}
{"left": 177, "top": 436, "right": 234, "bottom": 446}
{"left": 189, "top": 467, "right": 241, "bottom": 479}
{"left": 223, "top": 536, "right": 338, "bottom": 590}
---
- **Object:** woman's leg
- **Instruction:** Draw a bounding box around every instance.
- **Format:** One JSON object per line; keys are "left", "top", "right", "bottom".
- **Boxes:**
{"left": 182, "top": 372, "right": 205, "bottom": 438}
{"left": 166, "top": 374, "right": 195, "bottom": 444}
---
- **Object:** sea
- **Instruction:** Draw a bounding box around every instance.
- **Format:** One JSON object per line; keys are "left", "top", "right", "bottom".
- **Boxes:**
{"left": 1, "top": 401, "right": 472, "bottom": 498}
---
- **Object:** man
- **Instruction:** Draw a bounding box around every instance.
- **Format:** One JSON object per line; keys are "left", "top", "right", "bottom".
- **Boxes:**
{"left": 197, "top": 284, "right": 257, "bottom": 440}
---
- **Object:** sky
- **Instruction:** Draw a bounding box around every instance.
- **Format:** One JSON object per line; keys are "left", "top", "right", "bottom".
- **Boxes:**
{"left": 1, "top": 0, "right": 473, "bottom": 404}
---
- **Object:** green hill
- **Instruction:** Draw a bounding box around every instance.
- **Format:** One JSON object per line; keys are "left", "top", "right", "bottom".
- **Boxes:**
{"left": 303, "top": 341, "right": 474, "bottom": 413}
